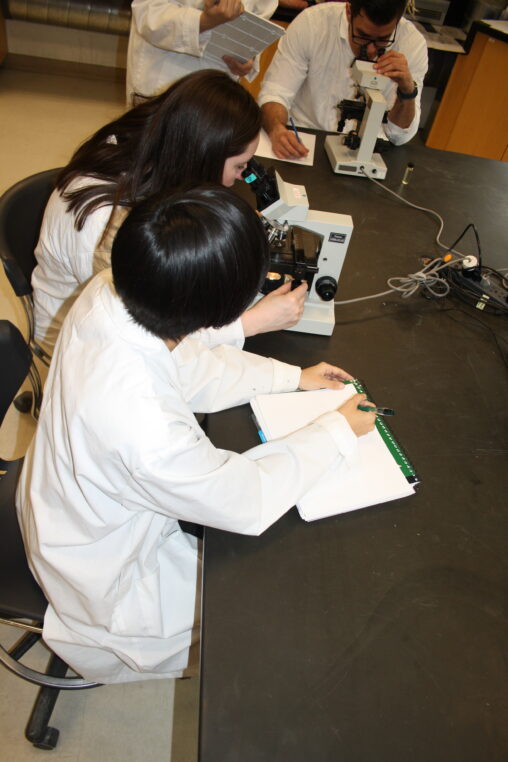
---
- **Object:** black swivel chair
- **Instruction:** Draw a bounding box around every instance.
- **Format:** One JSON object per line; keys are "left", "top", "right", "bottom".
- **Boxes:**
{"left": 0, "top": 319, "right": 98, "bottom": 751}
{"left": 0, "top": 169, "right": 61, "bottom": 417}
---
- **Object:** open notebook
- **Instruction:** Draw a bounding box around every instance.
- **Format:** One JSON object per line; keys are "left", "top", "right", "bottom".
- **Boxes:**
{"left": 250, "top": 380, "right": 419, "bottom": 521}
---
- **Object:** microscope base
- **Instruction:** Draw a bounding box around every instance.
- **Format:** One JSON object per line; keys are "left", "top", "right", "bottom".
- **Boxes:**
{"left": 286, "top": 301, "right": 335, "bottom": 336}
{"left": 250, "top": 294, "right": 336, "bottom": 335}
{"left": 324, "top": 136, "right": 387, "bottom": 180}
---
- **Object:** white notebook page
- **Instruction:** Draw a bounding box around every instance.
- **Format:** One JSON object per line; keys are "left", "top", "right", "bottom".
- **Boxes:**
{"left": 251, "top": 388, "right": 415, "bottom": 521}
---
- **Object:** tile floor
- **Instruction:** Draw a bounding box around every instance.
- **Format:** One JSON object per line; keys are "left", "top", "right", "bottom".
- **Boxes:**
{"left": 0, "top": 63, "right": 199, "bottom": 762}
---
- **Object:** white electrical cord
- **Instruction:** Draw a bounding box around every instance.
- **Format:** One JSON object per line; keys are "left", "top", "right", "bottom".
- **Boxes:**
{"left": 334, "top": 256, "right": 464, "bottom": 305}
{"left": 361, "top": 170, "right": 467, "bottom": 257}
{"left": 334, "top": 170, "right": 471, "bottom": 305}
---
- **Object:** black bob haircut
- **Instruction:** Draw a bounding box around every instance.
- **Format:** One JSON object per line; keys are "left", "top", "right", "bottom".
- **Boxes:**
{"left": 349, "top": 0, "right": 407, "bottom": 24}
{"left": 111, "top": 186, "right": 269, "bottom": 341}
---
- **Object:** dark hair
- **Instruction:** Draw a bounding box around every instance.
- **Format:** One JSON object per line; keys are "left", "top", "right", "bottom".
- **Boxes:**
{"left": 349, "top": 0, "right": 407, "bottom": 24}
{"left": 58, "top": 70, "right": 262, "bottom": 230}
{"left": 111, "top": 186, "right": 269, "bottom": 340}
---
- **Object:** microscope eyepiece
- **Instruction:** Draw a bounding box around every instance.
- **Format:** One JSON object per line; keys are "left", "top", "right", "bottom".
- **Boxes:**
{"left": 242, "top": 158, "right": 279, "bottom": 210}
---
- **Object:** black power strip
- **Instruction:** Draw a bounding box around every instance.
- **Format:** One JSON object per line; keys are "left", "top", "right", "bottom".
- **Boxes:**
{"left": 444, "top": 264, "right": 508, "bottom": 315}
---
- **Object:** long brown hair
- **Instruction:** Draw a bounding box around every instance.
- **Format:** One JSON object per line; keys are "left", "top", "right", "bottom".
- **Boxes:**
{"left": 58, "top": 70, "right": 262, "bottom": 230}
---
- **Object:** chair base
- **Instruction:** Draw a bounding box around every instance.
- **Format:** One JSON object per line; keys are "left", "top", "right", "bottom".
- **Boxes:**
{"left": 25, "top": 651, "right": 68, "bottom": 750}
{"left": 13, "top": 391, "right": 33, "bottom": 414}
{"left": 7, "top": 631, "right": 69, "bottom": 750}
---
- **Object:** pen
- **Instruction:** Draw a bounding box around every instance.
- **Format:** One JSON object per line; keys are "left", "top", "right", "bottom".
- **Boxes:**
{"left": 357, "top": 404, "right": 395, "bottom": 416}
{"left": 289, "top": 116, "right": 302, "bottom": 145}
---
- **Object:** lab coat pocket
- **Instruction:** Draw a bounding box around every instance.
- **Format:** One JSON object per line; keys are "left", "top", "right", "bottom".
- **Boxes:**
{"left": 111, "top": 567, "right": 164, "bottom": 638}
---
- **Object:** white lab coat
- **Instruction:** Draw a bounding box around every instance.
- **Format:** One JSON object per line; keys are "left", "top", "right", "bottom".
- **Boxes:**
{"left": 32, "top": 180, "right": 244, "bottom": 353}
{"left": 258, "top": 3, "right": 428, "bottom": 144}
{"left": 126, "top": 0, "right": 278, "bottom": 101}
{"left": 17, "top": 270, "right": 358, "bottom": 683}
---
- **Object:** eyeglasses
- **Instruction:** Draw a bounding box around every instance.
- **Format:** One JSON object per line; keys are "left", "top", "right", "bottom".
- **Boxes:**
{"left": 351, "top": 21, "right": 398, "bottom": 51}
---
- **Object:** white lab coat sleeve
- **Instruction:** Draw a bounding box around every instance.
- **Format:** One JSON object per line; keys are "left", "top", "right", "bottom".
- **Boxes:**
{"left": 131, "top": 0, "right": 210, "bottom": 58}
{"left": 384, "top": 29, "right": 429, "bottom": 145}
{"left": 172, "top": 338, "right": 301, "bottom": 411}
{"left": 64, "top": 208, "right": 112, "bottom": 284}
{"left": 185, "top": 317, "right": 245, "bottom": 350}
{"left": 32, "top": 193, "right": 113, "bottom": 349}
{"left": 132, "top": 409, "right": 358, "bottom": 536}
{"left": 258, "top": 11, "right": 313, "bottom": 114}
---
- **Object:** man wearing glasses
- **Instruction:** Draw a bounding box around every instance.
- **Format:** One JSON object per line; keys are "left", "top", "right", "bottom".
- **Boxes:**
{"left": 259, "top": 0, "right": 428, "bottom": 159}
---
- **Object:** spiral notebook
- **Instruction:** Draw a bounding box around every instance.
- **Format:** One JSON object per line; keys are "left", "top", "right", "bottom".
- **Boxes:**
{"left": 250, "top": 380, "right": 419, "bottom": 521}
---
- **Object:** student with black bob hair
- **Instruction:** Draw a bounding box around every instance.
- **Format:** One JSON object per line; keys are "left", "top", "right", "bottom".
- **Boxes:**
{"left": 112, "top": 186, "right": 269, "bottom": 341}
{"left": 32, "top": 69, "right": 307, "bottom": 352}
{"left": 17, "top": 186, "right": 375, "bottom": 685}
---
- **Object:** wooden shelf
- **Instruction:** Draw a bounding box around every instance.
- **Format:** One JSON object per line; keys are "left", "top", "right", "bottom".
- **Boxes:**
{"left": 426, "top": 28, "right": 508, "bottom": 161}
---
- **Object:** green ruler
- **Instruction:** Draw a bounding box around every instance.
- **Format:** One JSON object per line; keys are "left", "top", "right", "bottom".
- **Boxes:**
{"left": 351, "top": 379, "right": 419, "bottom": 485}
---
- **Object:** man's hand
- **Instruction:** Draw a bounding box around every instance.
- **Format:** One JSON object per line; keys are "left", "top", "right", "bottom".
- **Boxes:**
{"left": 223, "top": 55, "right": 254, "bottom": 77}
{"left": 200, "top": 0, "right": 244, "bottom": 33}
{"left": 375, "top": 51, "right": 416, "bottom": 128}
{"left": 269, "top": 123, "right": 309, "bottom": 160}
{"left": 278, "top": 0, "right": 308, "bottom": 9}
{"left": 242, "top": 281, "right": 307, "bottom": 336}
{"left": 373, "top": 50, "right": 413, "bottom": 93}
{"left": 338, "top": 393, "right": 377, "bottom": 438}
{"left": 298, "top": 362, "right": 354, "bottom": 391}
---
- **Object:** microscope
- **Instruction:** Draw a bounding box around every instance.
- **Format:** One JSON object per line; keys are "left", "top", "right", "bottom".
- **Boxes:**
{"left": 325, "top": 60, "right": 390, "bottom": 179}
{"left": 243, "top": 159, "right": 353, "bottom": 336}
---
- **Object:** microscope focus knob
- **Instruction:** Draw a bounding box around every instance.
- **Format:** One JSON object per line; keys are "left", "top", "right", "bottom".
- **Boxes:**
{"left": 315, "top": 276, "right": 337, "bottom": 302}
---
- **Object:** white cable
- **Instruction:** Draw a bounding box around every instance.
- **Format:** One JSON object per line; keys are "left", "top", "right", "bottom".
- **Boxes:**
{"left": 387, "top": 256, "right": 456, "bottom": 298}
{"left": 334, "top": 289, "right": 393, "bottom": 305}
{"left": 335, "top": 256, "right": 463, "bottom": 305}
{"left": 332, "top": 168, "right": 491, "bottom": 306}
{"left": 360, "top": 169, "right": 468, "bottom": 257}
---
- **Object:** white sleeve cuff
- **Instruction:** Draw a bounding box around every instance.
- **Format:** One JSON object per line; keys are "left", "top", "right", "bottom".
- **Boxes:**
{"left": 313, "top": 410, "right": 358, "bottom": 465}
{"left": 196, "top": 27, "right": 212, "bottom": 56}
{"left": 187, "top": 318, "right": 245, "bottom": 350}
{"left": 258, "top": 91, "right": 292, "bottom": 112}
{"left": 270, "top": 359, "right": 302, "bottom": 393}
{"left": 384, "top": 115, "right": 419, "bottom": 146}
{"left": 244, "top": 54, "right": 261, "bottom": 82}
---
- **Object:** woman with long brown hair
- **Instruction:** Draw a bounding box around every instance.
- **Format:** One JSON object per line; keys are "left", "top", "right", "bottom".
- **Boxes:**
{"left": 32, "top": 69, "right": 306, "bottom": 351}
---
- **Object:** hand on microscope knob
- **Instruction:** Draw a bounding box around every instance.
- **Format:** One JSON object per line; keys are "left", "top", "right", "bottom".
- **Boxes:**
{"left": 298, "top": 362, "right": 354, "bottom": 391}
{"left": 241, "top": 281, "right": 307, "bottom": 336}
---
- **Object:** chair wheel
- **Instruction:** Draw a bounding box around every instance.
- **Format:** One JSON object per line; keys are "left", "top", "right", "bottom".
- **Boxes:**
{"left": 32, "top": 726, "right": 59, "bottom": 750}
{"left": 14, "top": 391, "right": 33, "bottom": 414}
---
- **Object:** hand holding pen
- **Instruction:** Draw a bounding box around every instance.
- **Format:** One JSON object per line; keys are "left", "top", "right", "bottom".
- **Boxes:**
{"left": 269, "top": 122, "right": 309, "bottom": 160}
{"left": 339, "top": 394, "right": 377, "bottom": 437}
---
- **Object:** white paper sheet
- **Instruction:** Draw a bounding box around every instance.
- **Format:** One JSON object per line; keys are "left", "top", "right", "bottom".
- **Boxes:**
{"left": 251, "top": 388, "right": 415, "bottom": 521}
{"left": 255, "top": 128, "right": 316, "bottom": 167}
